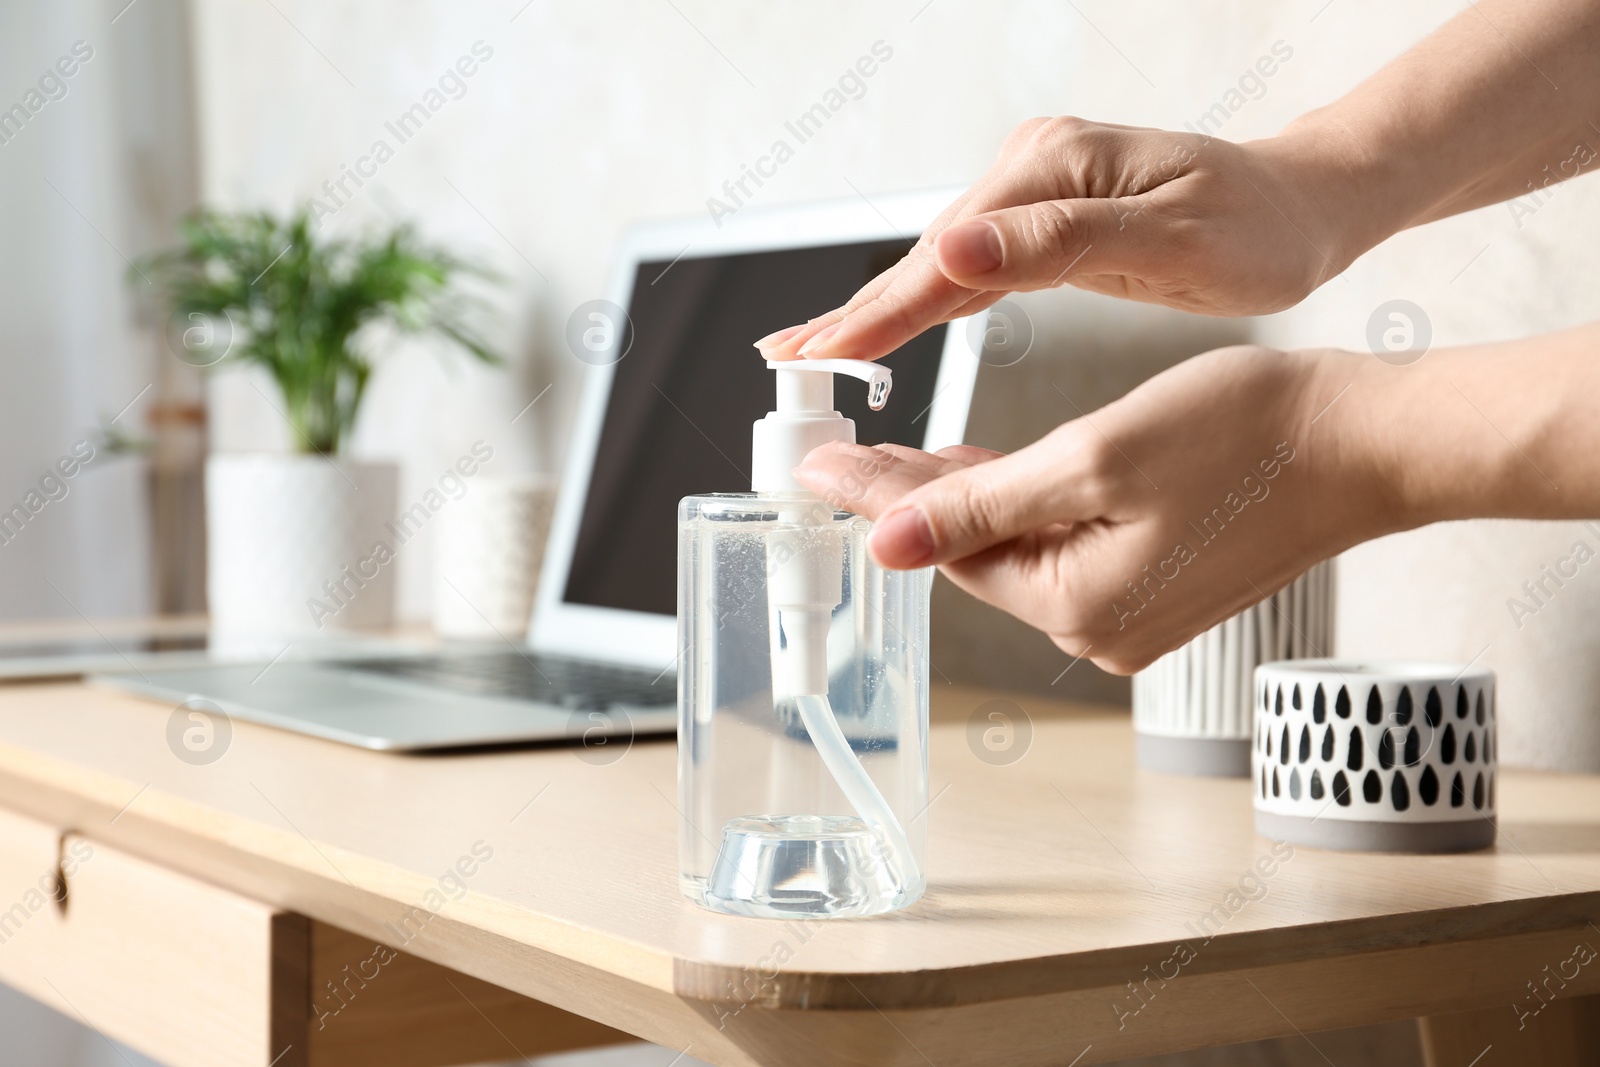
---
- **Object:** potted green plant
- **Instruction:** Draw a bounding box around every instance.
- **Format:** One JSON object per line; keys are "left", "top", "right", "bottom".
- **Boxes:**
{"left": 138, "top": 208, "right": 500, "bottom": 639}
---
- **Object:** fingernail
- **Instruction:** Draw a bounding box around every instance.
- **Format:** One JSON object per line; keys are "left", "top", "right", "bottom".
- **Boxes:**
{"left": 797, "top": 321, "right": 842, "bottom": 357}
{"left": 790, "top": 463, "right": 823, "bottom": 491}
{"left": 870, "top": 507, "right": 935, "bottom": 567}
{"left": 938, "top": 222, "right": 1003, "bottom": 275}
{"left": 753, "top": 324, "right": 804, "bottom": 350}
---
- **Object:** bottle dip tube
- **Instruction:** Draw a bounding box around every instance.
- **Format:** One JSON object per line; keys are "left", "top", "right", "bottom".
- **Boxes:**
{"left": 678, "top": 360, "right": 931, "bottom": 918}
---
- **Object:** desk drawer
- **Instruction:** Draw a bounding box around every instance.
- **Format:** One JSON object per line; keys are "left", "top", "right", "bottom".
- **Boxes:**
{"left": 0, "top": 805, "right": 307, "bottom": 1067}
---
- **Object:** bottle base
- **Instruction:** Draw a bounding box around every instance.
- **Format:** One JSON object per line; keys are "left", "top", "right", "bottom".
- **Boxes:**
{"left": 690, "top": 813, "right": 923, "bottom": 919}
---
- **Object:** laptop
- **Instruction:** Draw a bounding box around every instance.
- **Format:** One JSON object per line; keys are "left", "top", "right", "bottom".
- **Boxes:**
{"left": 91, "top": 189, "right": 982, "bottom": 750}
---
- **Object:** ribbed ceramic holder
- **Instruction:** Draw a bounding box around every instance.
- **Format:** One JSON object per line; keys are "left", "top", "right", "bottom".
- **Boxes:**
{"left": 1252, "top": 660, "right": 1497, "bottom": 853}
{"left": 1133, "top": 562, "right": 1334, "bottom": 777}
{"left": 433, "top": 475, "right": 556, "bottom": 639}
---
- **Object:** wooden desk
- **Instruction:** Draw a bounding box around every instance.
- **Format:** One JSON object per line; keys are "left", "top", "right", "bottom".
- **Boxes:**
{"left": 0, "top": 679, "right": 1596, "bottom": 1067}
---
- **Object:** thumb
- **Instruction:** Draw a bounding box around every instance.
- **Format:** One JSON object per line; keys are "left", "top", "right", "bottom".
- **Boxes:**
{"left": 868, "top": 433, "right": 1100, "bottom": 568}
{"left": 933, "top": 197, "right": 1151, "bottom": 291}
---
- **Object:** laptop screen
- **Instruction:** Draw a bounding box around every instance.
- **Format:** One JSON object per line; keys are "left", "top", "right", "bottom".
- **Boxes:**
{"left": 562, "top": 239, "right": 951, "bottom": 619}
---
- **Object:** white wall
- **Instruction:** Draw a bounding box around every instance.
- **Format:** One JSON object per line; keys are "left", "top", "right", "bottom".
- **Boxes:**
{"left": 187, "top": 0, "right": 1600, "bottom": 759}
{"left": 0, "top": 0, "right": 166, "bottom": 622}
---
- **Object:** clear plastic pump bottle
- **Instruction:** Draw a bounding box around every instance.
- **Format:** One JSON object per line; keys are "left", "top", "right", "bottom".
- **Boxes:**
{"left": 678, "top": 359, "right": 931, "bottom": 919}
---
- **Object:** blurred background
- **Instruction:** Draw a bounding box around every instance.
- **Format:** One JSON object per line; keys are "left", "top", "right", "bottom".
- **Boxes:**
{"left": 2, "top": 0, "right": 1597, "bottom": 1063}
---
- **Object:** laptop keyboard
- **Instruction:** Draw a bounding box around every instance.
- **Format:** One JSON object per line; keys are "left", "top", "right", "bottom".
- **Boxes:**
{"left": 342, "top": 651, "right": 674, "bottom": 711}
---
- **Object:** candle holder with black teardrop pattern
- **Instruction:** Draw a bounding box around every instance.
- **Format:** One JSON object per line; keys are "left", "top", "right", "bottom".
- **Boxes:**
{"left": 1252, "top": 660, "right": 1496, "bottom": 853}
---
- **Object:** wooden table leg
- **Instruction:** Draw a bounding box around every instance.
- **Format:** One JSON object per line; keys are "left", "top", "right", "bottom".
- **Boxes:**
{"left": 1417, "top": 993, "right": 1600, "bottom": 1067}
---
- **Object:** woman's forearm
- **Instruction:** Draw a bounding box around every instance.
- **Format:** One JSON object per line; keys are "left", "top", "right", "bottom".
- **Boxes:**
{"left": 1282, "top": 0, "right": 1600, "bottom": 266}
{"left": 1323, "top": 324, "right": 1600, "bottom": 534}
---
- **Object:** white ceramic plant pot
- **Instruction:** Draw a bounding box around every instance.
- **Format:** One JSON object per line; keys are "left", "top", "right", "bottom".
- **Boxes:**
{"left": 206, "top": 454, "right": 398, "bottom": 642}
{"left": 432, "top": 474, "right": 556, "bottom": 639}
{"left": 1132, "top": 561, "right": 1335, "bottom": 777}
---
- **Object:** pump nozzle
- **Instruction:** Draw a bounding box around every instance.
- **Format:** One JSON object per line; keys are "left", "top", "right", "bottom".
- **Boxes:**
{"left": 771, "top": 358, "right": 893, "bottom": 410}
{"left": 752, "top": 360, "right": 893, "bottom": 493}
{"left": 756, "top": 357, "right": 896, "bottom": 695}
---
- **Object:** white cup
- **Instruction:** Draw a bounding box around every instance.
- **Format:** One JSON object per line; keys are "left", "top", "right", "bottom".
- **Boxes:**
{"left": 432, "top": 474, "right": 556, "bottom": 640}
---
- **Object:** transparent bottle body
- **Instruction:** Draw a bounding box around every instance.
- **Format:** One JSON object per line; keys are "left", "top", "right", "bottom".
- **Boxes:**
{"left": 678, "top": 493, "right": 931, "bottom": 918}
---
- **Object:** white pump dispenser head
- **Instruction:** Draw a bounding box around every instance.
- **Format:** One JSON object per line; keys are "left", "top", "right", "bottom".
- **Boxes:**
{"left": 755, "top": 358, "right": 893, "bottom": 697}
{"left": 751, "top": 359, "right": 892, "bottom": 492}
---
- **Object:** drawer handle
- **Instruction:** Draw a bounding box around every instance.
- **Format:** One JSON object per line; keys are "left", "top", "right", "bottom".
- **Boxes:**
{"left": 52, "top": 831, "right": 93, "bottom": 918}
